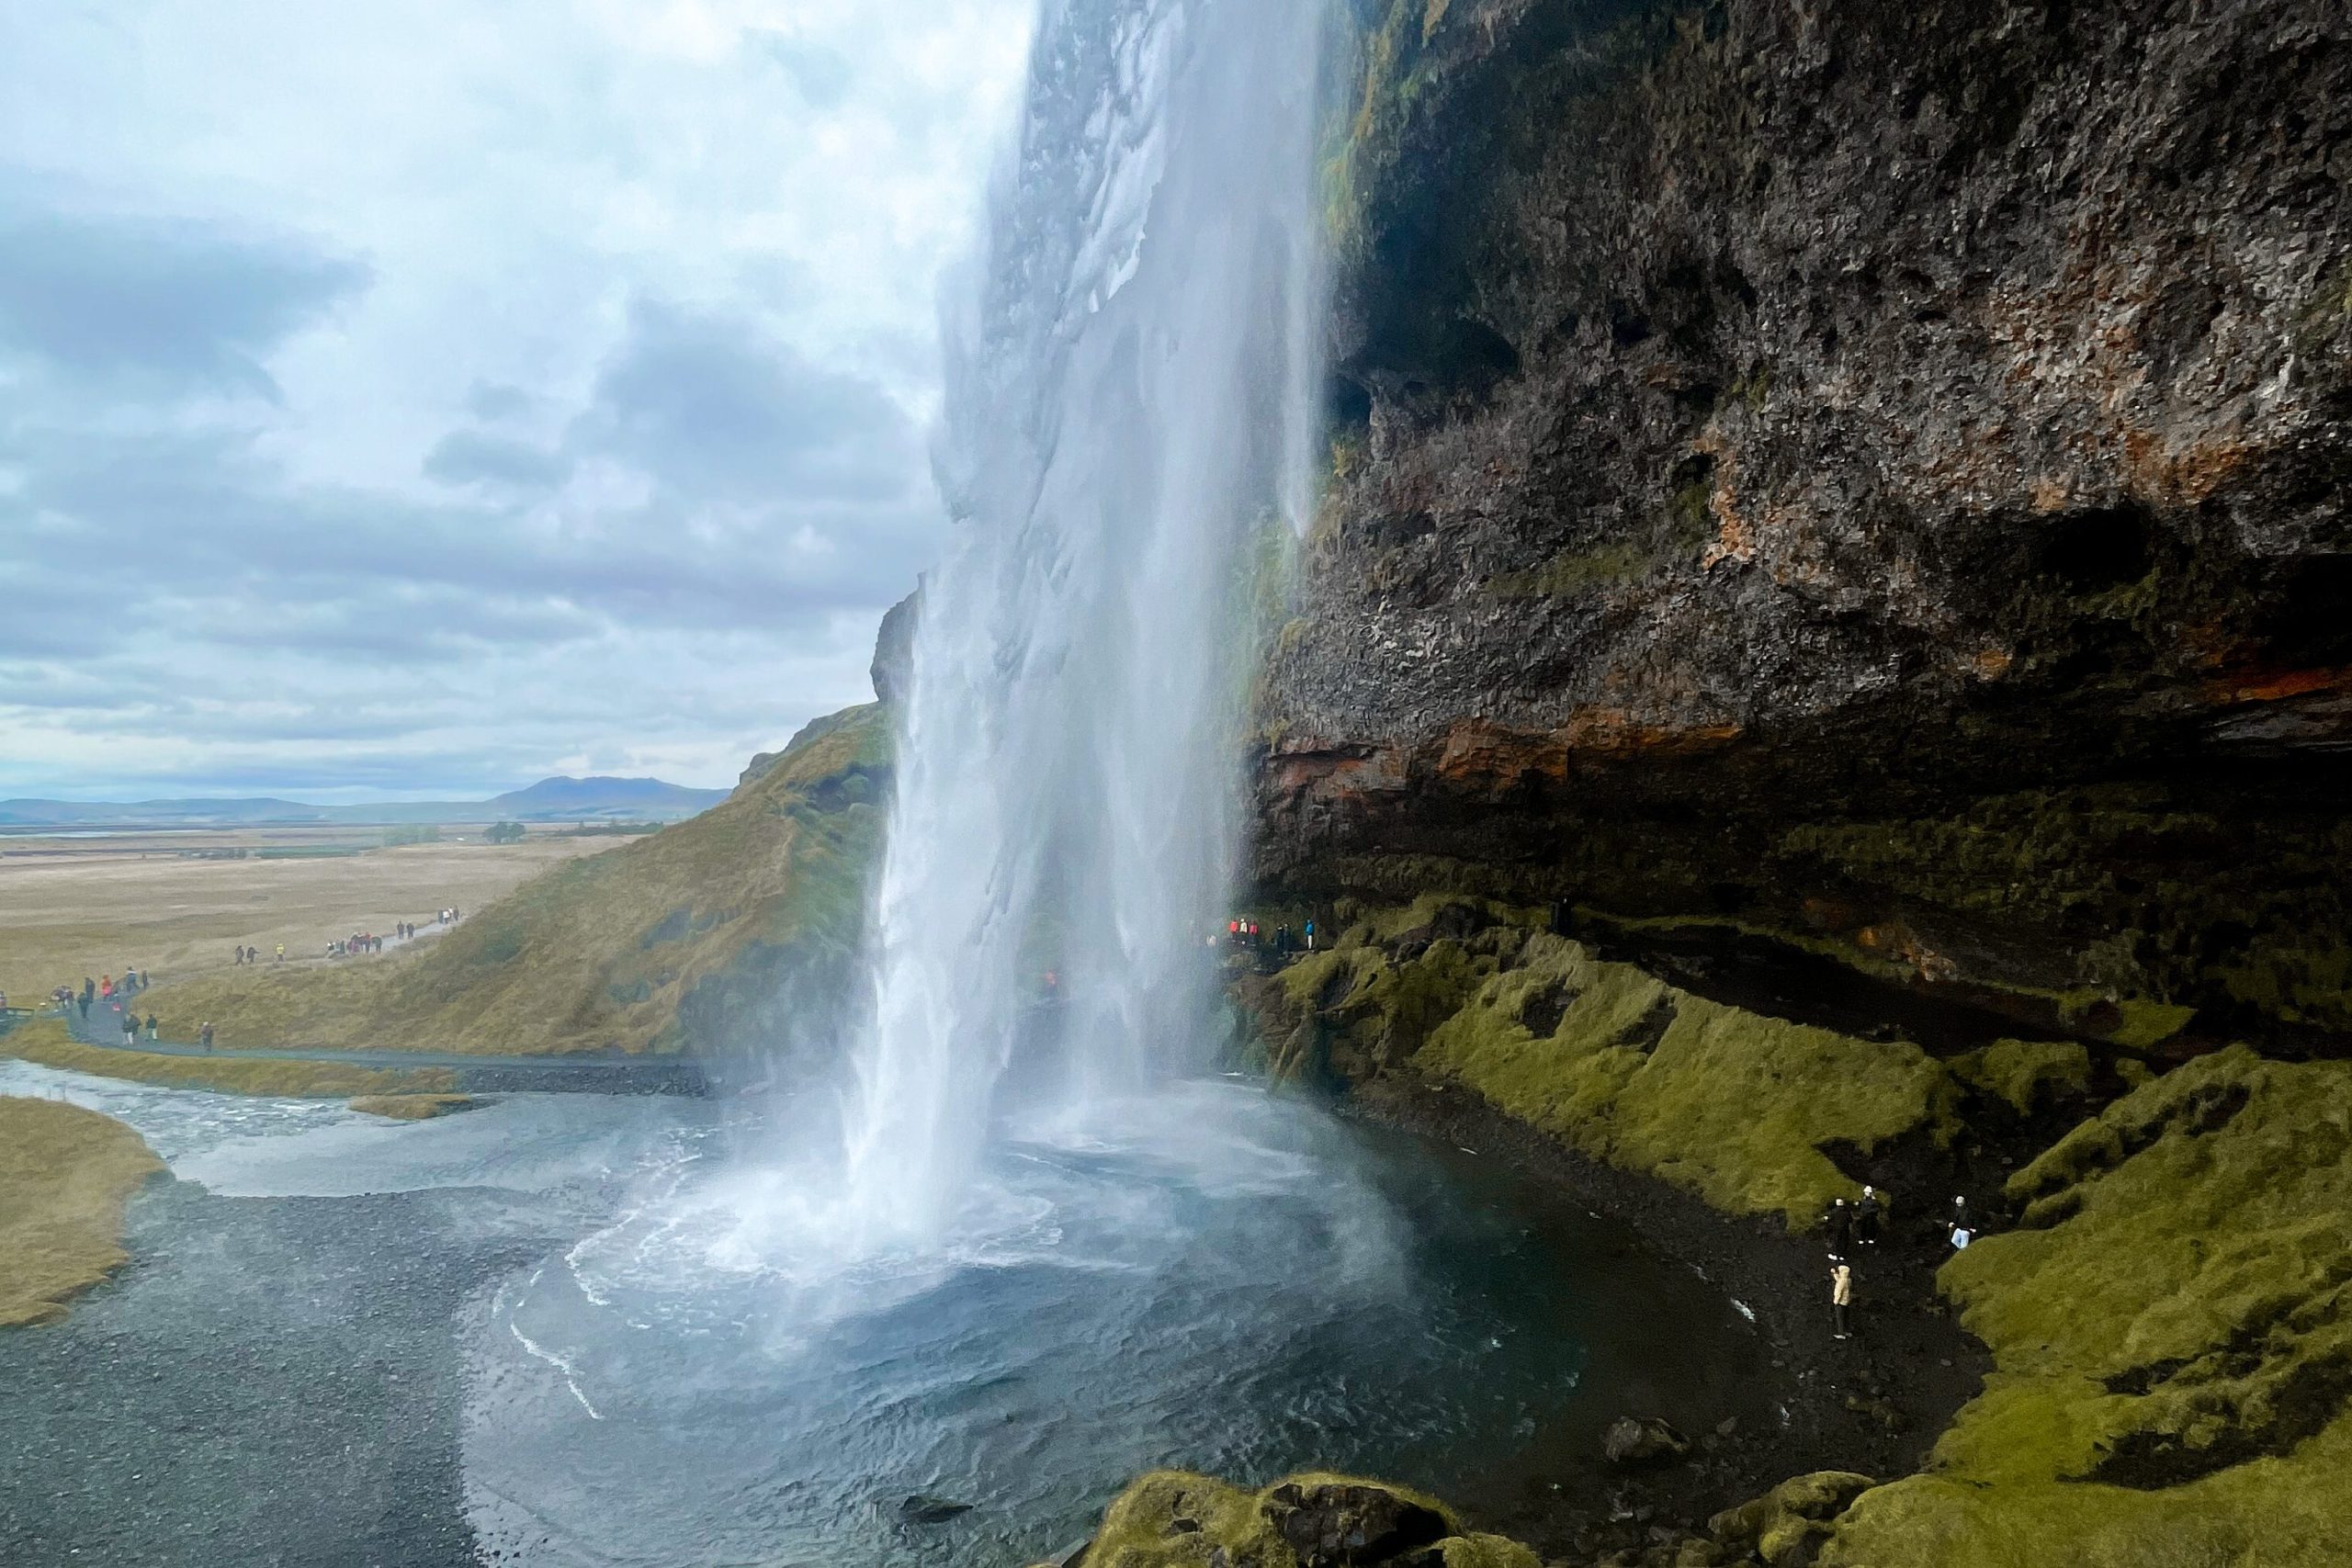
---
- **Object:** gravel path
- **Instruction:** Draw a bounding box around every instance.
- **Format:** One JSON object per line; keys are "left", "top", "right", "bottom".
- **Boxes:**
{"left": 51, "top": 997, "right": 705, "bottom": 1093}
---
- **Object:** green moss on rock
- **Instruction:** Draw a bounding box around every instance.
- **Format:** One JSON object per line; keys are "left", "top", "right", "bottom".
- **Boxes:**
{"left": 1074, "top": 1470, "right": 1533, "bottom": 1568}
{"left": 1951, "top": 1040, "right": 2094, "bottom": 1116}
{"left": 1397, "top": 931, "right": 1949, "bottom": 1226}
{"left": 1708, "top": 1471, "right": 1876, "bottom": 1567}
{"left": 1820, "top": 1048, "right": 2352, "bottom": 1566}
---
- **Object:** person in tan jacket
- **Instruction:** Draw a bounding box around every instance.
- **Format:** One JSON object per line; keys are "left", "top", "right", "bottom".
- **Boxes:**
{"left": 1831, "top": 1261, "right": 1854, "bottom": 1340}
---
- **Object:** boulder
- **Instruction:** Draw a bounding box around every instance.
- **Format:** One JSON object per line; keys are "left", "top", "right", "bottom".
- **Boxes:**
{"left": 1262, "top": 1480, "right": 1451, "bottom": 1567}
{"left": 1602, "top": 1416, "right": 1692, "bottom": 1466}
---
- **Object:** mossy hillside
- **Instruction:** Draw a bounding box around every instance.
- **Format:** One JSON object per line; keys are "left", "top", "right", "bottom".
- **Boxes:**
{"left": 1949, "top": 1041, "right": 2093, "bottom": 1118}
{"left": 1410, "top": 934, "right": 1950, "bottom": 1226}
{"left": 1, "top": 1019, "right": 456, "bottom": 1098}
{"left": 1263, "top": 912, "right": 1953, "bottom": 1228}
{"left": 0, "top": 1094, "right": 163, "bottom": 1328}
{"left": 1820, "top": 1049, "right": 2352, "bottom": 1566}
{"left": 148, "top": 704, "right": 891, "bottom": 1057}
{"left": 1068, "top": 1470, "right": 1535, "bottom": 1568}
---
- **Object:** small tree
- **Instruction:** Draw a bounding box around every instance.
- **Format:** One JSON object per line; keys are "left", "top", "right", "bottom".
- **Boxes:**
{"left": 484, "top": 821, "right": 527, "bottom": 844}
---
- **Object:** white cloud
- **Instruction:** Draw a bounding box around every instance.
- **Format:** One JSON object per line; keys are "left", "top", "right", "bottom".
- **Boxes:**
{"left": 0, "top": 0, "right": 1034, "bottom": 798}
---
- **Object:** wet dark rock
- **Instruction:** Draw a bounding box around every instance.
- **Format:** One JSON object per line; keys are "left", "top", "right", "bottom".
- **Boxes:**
{"left": 870, "top": 587, "right": 921, "bottom": 706}
{"left": 1258, "top": 0, "right": 2352, "bottom": 1046}
{"left": 1261, "top": 1481, "right": 1451, "bottom": 1566}
{"left": 1603, "top": 1416, "right": 1692, "bottom": 1466}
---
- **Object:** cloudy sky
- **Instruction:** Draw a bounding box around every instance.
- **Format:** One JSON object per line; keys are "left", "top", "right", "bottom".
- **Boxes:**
{"left": 0, "top": 0, "right": 1032, "bottom": 801}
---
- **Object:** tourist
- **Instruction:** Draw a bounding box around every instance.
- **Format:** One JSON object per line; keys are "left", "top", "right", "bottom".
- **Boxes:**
{"left": 1831, "top": 1261, "right": 1854, "bottom": 1340}
{"left": 101, "top": 975, "right": 113, "bottom": 999}
{"left": 1822, "top": 1196, "right": 1853, "bottom": 1258}
{"left": 1949, "top": 1195, "right": 1970, "bottom": 1235}
{"left": 145, "top": 1014, "right": 158, "bottom": 1042}
{"left": 1855, "top": 1185, "right": 1884, "bottom": 1248}
{"left": 235, "top": 947, "right": 244, "bottom": 965}
{"left": 1305, "top": 919, "right": 1316, "bottom": 952}
{"left": 276, "top": 943, "right": 285, "bottom": 962}
{"left": 199, "top": 1021, "right": 215, "bottom": 1052}
{"left": 121, "top": 1012, "right": 138, "bottom": 1044}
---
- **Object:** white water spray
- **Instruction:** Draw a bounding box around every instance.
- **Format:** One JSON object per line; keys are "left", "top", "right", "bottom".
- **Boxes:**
{"left": 837, "top": 0, "right": 1333, "bottom": 1240}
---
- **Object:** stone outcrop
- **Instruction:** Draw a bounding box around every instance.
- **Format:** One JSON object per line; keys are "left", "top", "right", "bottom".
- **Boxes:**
{"left": 740, "top": 588, "right": 916, "bottom": 793}
{"left": 1051, "top": 1472, "right": 1536, "bottom": 1568}
{"left": 1259, "top": 0, "right": 2352, "bottom": 1043}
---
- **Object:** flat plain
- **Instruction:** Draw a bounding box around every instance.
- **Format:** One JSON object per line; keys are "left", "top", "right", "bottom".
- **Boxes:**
{"left": 0, "top": 829, "right": 619, "bottom": 1000}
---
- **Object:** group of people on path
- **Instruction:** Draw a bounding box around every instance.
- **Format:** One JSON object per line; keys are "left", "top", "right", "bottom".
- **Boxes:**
{"left": 329, "top": 912, "right": 443, "bottom": 955}
{"left": 43, "top": 971, "right": 169, "bottom": 1047}
{"left": 1219, "top": 917, "right": 1316, "bottom": 960}
{"left": 1821, "top": 1184, "right": 1984, "bottom": 1342}
{"left": 57, "top": 971, "right": 149, "bottom": 1021}
{"left": 228, "top": 908, "right": 456, "bottom": 966}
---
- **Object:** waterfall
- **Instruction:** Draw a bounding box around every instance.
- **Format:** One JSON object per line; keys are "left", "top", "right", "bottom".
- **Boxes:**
{"left": 835, "top": 0, "right": 1332, "bottom": 1241}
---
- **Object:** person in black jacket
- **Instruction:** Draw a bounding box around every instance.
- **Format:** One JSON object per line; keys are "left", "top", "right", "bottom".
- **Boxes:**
{"left": 1855, "top": 1185, "right": 1885, "bottom": 1248}
{"left": 1822, "top": 1197, "right": 1854, "bottom": 1258}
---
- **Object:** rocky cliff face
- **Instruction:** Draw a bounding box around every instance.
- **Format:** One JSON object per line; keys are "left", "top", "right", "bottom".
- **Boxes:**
{"left": 1258, "top": 0, "right": 2352, "bottom": 1047}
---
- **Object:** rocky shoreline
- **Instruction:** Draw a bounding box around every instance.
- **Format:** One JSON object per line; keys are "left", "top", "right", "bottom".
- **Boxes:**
{"left": 1340, "top": 1075, "right": 1991, "bottom": 1563}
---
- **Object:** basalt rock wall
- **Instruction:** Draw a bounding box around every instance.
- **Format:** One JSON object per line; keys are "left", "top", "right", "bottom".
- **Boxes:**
{"left": 1258, "top": 0, "right": 2352, "bottom": 1043}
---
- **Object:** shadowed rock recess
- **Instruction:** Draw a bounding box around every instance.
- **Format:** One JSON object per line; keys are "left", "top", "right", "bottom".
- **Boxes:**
{"left": 1054, "top": 1, "right": 2352, "bottom": 1566}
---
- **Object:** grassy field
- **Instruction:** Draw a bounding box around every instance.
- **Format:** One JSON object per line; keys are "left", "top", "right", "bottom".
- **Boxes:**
{"left": 0, "top": 1094, "right": 164, "bottom": 1328}
{"left": 0, "top": 829, "right": 619, "bottom": 1000}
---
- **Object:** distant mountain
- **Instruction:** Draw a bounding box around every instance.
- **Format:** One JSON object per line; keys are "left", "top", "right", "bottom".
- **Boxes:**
{"left": 0, "top": 797, "right": 330, "bottom": 828}
{"left": 481, "top": 777, "right": 729, "bottom": 821}
{"left": 0, "top": 776, "right": 729, "bottom": 830}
